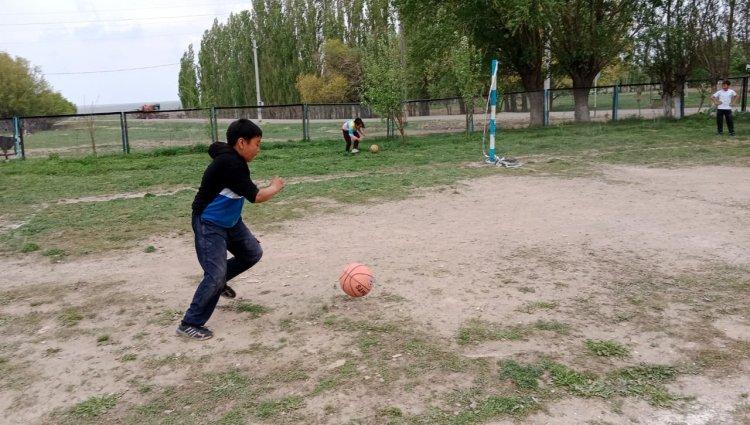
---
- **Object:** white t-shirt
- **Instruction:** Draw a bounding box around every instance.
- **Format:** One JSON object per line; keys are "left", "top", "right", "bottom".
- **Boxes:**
{"left": 713, "top": 89, "right": 737, "bottom": 110}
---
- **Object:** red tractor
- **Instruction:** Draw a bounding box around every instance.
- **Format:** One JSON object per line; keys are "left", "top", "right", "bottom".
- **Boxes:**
{"left": 136, "top": 103, "right": 161, "bottom": 119}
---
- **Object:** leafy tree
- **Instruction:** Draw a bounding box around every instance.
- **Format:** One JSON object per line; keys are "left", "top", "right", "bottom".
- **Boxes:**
{"left": 399, "top": 0, "right": 551, "bottom": 126}
{"left": 363, "top": 35, "right": 408, "bottom": 138}
{"left": 450, "top": 36, "right": 485, "bottom": 133}
{"left": 0, "top": 52, "right": 76, "bottom": 118}
{"left": 638, "top": 0, "right": 705, "bottom": 118}
{"left": 296, "top": 73, "right": 349, "bottom": 102}
{"left": 178, "top": 44, "right": 200, "bottom": 108}
{"left": 697, "top": 0, "right": 738, "bottom": 82}
{"left": 549, "top": 0, "right": 638, "bottom": 122}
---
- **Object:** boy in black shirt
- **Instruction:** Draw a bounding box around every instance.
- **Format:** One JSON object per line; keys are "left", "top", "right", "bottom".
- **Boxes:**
{"left": 177, "top": 119, "right": 284, "bottom": 340}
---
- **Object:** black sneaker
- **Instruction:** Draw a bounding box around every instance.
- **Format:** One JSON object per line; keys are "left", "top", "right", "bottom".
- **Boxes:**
{"left": 176, "top": 324, "right": 213, "bottom": 340}
{"left": 221, "top": 285, "right": 236, "bottom": 299}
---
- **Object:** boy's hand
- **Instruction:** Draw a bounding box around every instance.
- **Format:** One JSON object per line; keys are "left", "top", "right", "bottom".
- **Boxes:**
{"left": 271, "top": 176, "right": 285, "bottom": 193}
{"left": 254, "top": 177, "right": 285, "bottom": 203}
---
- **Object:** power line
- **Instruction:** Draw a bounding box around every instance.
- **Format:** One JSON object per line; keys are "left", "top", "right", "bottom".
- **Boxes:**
{"left": 1, "top": 12, "right": 239, "bottom": 27}
{"left": 0, "top": 1, "right": 248, "bottom": 16}
{"left": 0, "top": 32, "right": 201, "bottom": 45}
{"left": 47, "top": 63, "right": 179, "bottom": 75}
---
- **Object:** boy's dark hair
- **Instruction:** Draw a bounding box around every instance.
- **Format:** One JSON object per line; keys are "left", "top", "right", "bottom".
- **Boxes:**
{"left": 354, "top": 117, "right": 365, "bottom": 128}
{"left": 723, "top": 80, "right": 732, "bottom": 86}
{"left": 226, "top": 119, "right": 262, "bottom": 146}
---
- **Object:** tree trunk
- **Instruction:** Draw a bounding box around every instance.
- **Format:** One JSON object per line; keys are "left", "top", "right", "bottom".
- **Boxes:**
{"left": 528, "top": 91, "right": 544, "bottom": 126}
{"left": 419, "top": 100, "right": 430, "bottom": 116}
{"left": 570, "top": 73, "right": 597, "bottom": 122}
{"left": 572, "top": 88, "right": 592, "bottom": 122}
{"left": 662, "top": 92, "right": 675, "bottom": 118}
{"left": 520, "top": 69, "right": 545, "bottom": 126}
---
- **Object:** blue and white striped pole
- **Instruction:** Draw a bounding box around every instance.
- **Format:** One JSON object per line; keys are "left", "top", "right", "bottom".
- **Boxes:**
{"left": 489, "top": 59, "right": 498, "bottom": 162}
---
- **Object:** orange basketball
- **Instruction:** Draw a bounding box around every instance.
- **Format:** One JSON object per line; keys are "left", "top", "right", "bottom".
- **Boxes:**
{"left": 339, "top": 262, "right": 374, "bottom": 297}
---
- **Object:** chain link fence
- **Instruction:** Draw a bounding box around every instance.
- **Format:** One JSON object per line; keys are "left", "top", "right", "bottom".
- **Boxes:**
{"left": 19, "top": 113, "right": 124, "bottom": 158}
{"left": 215, "top": 104, "right": 305, "bottom": 143}
{"left": 124, "top": 108, "right": 212, "bottom": 153}
{"left": 4, "top": 76, "right": 749, "bottom": 159}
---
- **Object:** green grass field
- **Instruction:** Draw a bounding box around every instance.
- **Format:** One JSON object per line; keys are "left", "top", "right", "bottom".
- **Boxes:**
{"left": 2, "top": 113, "right": 749, "bottom": 257}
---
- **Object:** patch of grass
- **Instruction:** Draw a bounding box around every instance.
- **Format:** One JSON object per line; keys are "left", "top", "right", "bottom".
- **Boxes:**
{"left": 543, "top": 360, "right": 679, "bottom": 406}
{"left": 608, "top": 365, "right": 678, "bottom": 407}
{"left": 209, "top": 369, "right": 253, "bottom": 399}
{"left": 323, "top": 315, "right": 398, "bottom": 333}
{"left": 43, "top": 247, "right": 66, "bottom": 257}
{"left": 144, "top": 245, "right": 156, "bottom": 253}
{"left": 255, "top": 396, "right": 303, "bottom": 419}
{"left": 266, "top": 363, "right": 309, "bottom": 383}
{"left": 96, "top": 334, "right": 110, "bottom": 345}
{"left": 313, "top": 361, "right": 357, "bottom": 395}
{"left": 150, "top": 308, "right": 182, "bottom": 326}
{"left": 519, "top": 301, "right": 557, "bottom": 313}
{"left": 217, "top": 408, "right": 246, "bottom": 424}
{"left": 499, "top": 360, "right": 543, "bottom": 390}
{"left": 544, "top": 361, "right": 610, "bottom": 398}
{"left": 415, "top": 395, "right": 538, "bottom": 424}
{"left": 62, "top": 394, "right": 119, "bottom": 419}
{"left": 145, "top": 353, "right": 181, "bottom": 368}
{"left": 58, "top": 307, "right": 84, "bottom": 327}
{"left": 132, "top": 331, "right": 149, "bottom": 340}
{"left": 358, "top": 334, "right": 380, "bottom": 351}
{"left": 121, "top": 353, "right": 137, "bottom": 362}
{"left": 137, "top": 383, "right": 152, "bottom": 394}
{"left": 533, "top": 319, "right": 570, "bottom": 334}
{"left": 585, "top": 339, "right": 630, "bottom": 357}
{"left": 457, "top": 319, "right": 526, "bottom": 345}
{"left": 21, "top": 242, "right": 40, "bottom": 253}
{"left": 234, "top": 301, "right": 271, "bottom": 318}
{"left": 377, "top": 406, "right": 404, "bottom": 418}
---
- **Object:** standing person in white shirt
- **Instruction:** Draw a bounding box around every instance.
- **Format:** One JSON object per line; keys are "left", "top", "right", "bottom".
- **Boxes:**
{"left": 711, "top": 80, "right": 738, "bottom": 136}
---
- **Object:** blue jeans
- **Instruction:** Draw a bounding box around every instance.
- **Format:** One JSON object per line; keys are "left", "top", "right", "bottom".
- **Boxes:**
{"left": 182, "top": 214, "right": 263, "bottom": 326}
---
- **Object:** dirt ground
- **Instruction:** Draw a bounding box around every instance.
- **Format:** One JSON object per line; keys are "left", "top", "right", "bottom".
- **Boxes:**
{"left": 1, "top": 164, "right": 749, "bottom": 424}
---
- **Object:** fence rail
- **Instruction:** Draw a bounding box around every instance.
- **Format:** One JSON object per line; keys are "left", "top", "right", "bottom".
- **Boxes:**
{"left": 3, "top": 76, "right": 749, "bottom": 159}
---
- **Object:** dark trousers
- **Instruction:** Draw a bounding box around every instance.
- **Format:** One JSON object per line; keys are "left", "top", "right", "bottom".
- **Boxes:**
{"left": 343, "top": 130, "right": 360, "bottom": 152}
{"left": 182, "top": 214, "right": 263, "bottom": 326}
{"left": 717, "top": 109, "right": 734, "bottom": 134}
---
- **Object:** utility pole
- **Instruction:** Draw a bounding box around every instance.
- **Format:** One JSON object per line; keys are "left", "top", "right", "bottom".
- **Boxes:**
{"left": 253, "top": 38, "right": 263, "bottom": 122}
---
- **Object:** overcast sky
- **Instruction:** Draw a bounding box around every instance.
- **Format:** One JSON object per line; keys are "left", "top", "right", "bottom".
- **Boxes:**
{"left": 0, "top": 0, "right": 249, "bottom": 106}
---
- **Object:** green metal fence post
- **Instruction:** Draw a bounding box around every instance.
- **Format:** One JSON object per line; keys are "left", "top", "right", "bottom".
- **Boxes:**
{"left": 543, "top": 89, "right": 550, "bottom": 126}
{"left": 119, "top": 112, "right": 127, "bottom": 154}
{"left": 12, "top": 116, "right": 24, "bottom": 159}
{"left": 742, "top": 76, "right": 748, "bottom": 112}
{"left": 302, "top": 104, "right": 309, "bottom": 141}
{"left": 122, "top": 113, "right": 130, "bottom": 153}
{"left": 18, "top": 118, "right": 26, "bottom": 159}
{"left": 210, "top": 107, "right": 218, "bottom": 143}
{"left": 612, "top": 83, "right": 620, "bottom": 121}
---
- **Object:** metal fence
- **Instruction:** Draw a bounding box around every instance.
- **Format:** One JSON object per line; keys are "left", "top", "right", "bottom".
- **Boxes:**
{"left": 3, "top": 76, "right": 749, "bottom": 159}
{"left": 124, "top": 108, "right": 212, "bottom": 153}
